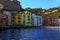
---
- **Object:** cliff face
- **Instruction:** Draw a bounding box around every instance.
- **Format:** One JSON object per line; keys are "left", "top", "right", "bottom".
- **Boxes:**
{"left": 0, "top": 0, "right": 22, "bottom": 11}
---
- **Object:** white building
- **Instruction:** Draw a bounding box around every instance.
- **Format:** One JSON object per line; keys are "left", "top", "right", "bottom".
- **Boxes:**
{"left": 32, "top": 13, "right": 42, "bottom": 26}
{"left": 45, "top": 12, "right": 51, "bottom": 14}
{"left": 52, "top": 10, "right": 58, "bottom": 13}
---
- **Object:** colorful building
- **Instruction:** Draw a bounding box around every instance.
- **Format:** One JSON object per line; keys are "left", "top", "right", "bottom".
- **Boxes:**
{"left": 0, "top": 0, "right": 23, "bottom": 26}
{"left": 57, "top": 19, "right": 60, "bottom": 26}
{"left": 51, "top": 17, "right": 59, "bottom": 26}
{"left": 11, "top": 13, "right": 18, "bottom": 26}
{"left": 20, "top": 11, "right": 32, "bottom": 26}
{"left": 24, "top": 11, "right": 32, "bottom": 26}
{"left": 11, "top": 11, "right": 32, "bottom": 26}
{"left": 19, "top": 12, "right": 24, "bottom": 25}
{"left": 11, "top": 11, "right": 43, "bottom": 27}
{"left": 43, "top": 16, "right": 52, "bottom": 26}
{"left": 11, "top": 12, "right": 23, "bottom": 26}
{"left": 0, "top": 12, "right": 8, "bottom": 27}
{"left": 32, "top": 13, "right": 42, "bottom": 26}
{"left": 14, "top": 12, "right": 22, "bottom": 25}
{"left": 43, "top": 16, "right": 59, "bottom": 26}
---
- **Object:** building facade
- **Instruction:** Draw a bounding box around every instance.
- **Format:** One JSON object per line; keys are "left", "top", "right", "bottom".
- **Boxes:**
{"left": 32, "top": 13, "right": 42, "bottom": 26}
{"left": 0, "top": 0, "right": 22, "bottom": 27}
{"left": 19, "top": 11, "right": 32, "bottom": 26}
{"left": 24, "top": 11, "right": 32, "bottom": 26}
{"left": 43, "top": 16, "right": 52, "bottom": 26}
{"left": 0, "top": 12, "right": 8, "bottom": 27}
{"left": 11, "top": 11, "right": 32, "bottom": 26}
{"left": 51, "top": 17, "right": 59, "bottom": 26}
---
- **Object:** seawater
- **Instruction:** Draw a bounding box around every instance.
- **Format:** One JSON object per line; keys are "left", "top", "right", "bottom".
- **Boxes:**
{"left": 0, "top": 28, "right": 60, "bottom": 40}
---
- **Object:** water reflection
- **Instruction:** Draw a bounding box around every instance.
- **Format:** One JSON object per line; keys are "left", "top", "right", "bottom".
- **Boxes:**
{"left": 0, "top": 28, "right": 60, "bottom": 40}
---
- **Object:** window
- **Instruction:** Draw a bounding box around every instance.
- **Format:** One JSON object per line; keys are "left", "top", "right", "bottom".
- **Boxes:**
{"left": 11, "top": 20, "right": 15, "bottom": 25}
{"left": 27, "top": 21, "right": 30, "bottom": 24}
{"left": 28, "top": 16, "right": 30, "bottom": 19}
{"left": 18, "top": 16, "right": 20, "bottom": 19}
{"left": 18, "top": 20, "right": 20, "bottom": 23}
{"left": 28, "top": 18, "right": 30, "bottom": 20}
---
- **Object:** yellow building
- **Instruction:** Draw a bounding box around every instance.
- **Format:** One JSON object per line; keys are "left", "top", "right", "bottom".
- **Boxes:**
{"left": 11, "top": 11, "right": 32, "bottom": 26}
{"left": 14, "top": 14, "right": 19, "bottom": 25}
{"left": 19, "top": 12, "right": 24, "bottom": 25}
{"left": 11, "top": 12, "right": 23, "bottom": 26}
{"left": 11, "top": 13, "right": 16, "bottom": 25}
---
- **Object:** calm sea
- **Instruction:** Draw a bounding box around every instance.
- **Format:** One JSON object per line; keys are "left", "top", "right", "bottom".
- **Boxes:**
{"left": 0, "top": 27, "right": 60, "bottom": 40}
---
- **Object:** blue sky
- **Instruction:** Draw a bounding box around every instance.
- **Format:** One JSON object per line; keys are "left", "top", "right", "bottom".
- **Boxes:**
{"left": 18, "top": 0, "right": 60, "bottom": 9}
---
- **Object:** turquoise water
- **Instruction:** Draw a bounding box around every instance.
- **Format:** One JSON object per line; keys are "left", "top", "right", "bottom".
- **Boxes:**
{"left": 0, "top": 28, "right": 60, "bottom": 40}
